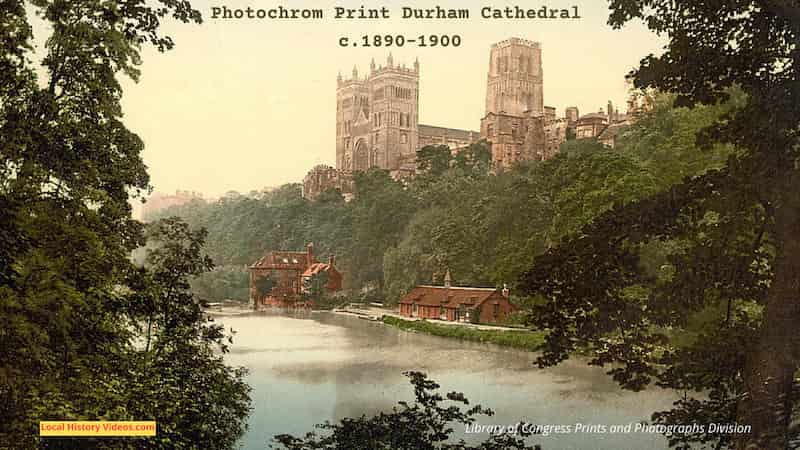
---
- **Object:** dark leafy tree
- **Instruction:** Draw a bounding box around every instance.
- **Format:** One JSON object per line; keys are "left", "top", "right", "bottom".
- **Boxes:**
{"left": 452, "top": 140, "right": 492, "bottom": 175}
{"left": 254, "top": 274, "right": 277, "bottom": 299}
{"left": 0, "top": 1, "right": 251, "bottom": 448}
{"left": 417, "top": 145, "right": 454, "bottom": 176}
{"left": 519, "top": 1, "right": 800, "bottom": 448}
{"left": 302, "top": 271, "right": 329, "bottom": 302}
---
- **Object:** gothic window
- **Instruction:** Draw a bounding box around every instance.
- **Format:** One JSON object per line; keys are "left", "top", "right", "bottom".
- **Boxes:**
{"left": 401, "top": 133, "right": 408, "bottom": 144}
{"left": 353, "top": 139, "right": 370, "bottom": 172}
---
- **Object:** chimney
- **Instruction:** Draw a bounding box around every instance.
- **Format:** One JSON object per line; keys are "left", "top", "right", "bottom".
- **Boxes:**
{"left": 328, "top": 254, "right": 336, "bottom": 266}
{"left": 502, "top": 283, "right": 510, "bottom": 298}
{"left": 307, "top": 242, "right": 315, "bottom": 264}
{"left": 444, "top": 269, "right": 452, "bottom": 288}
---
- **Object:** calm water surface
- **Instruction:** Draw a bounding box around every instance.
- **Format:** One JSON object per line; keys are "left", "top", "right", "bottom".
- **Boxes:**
{"left": 218, "top": 311, "right": 675, "bottom": 450}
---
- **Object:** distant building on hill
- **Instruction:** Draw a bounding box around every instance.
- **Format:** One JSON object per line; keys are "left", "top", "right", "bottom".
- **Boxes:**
{"left": 574, "top": 95, "right": 652, "bottom": 148}
{"left": 398, "top": 270, "right": 516, "bottom": 324}
{"left": 248, "top": 243, "right": 342, "bottom": 309}
{"left": 302, "top": 165, "right": 355, "bottom": 201}
{"left": 565, "top": 106, "right": 580, "bottom": 125}
{"left": 575, "top": 111, "right": 609, "bottom": 139}
{"left": 142, "top": 190, "right": 205, "bottom": 220}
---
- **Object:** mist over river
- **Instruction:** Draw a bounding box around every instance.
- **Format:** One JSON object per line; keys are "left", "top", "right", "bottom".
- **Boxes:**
{"left": 218, "top": 311, "right": 675, "bottom": 449}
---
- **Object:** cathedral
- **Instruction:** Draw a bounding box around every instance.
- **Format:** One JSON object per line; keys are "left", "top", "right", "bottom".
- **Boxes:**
{"left": 303, "top": 38, "right": 626, "bottom": 200}
{"left": 303, "top": 54, "right": 480, "bottom": 200}
{"left": 335, "top": 54, "right": 421, "bottom": 178}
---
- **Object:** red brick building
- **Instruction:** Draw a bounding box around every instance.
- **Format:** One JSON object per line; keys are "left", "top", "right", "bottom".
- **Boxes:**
{"left": 398, "top": 273, "right": 515, "bottom": 324}
{"left": 249, "top": 243, "right": 342, "bottom": 308}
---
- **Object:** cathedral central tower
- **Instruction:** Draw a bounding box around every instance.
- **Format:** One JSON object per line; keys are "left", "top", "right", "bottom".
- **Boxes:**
{"left": 485, "top": 38, "right": 543, "bottom": 116}
{"left": 480, "top": 38, "right": 548, "bottom": 169}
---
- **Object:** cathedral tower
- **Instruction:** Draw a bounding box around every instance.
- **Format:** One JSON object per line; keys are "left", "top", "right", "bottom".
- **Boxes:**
{"left": 485, "top": 38, "right": 543, "bottom": 116}
{"left": 481, "top": 38, "right": 547, "bottom": 169}
{"left": 336, "top": 54, "right": 419, "bottom": 176}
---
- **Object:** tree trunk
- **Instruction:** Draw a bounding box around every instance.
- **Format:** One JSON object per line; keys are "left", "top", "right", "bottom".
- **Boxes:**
{"left": 736, "top": 183, "right": 800, "bottom": 449}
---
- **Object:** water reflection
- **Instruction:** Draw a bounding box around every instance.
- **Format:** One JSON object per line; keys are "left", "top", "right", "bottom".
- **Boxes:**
{"left": 220, "top": 311, "right": 675, "bottom": 450}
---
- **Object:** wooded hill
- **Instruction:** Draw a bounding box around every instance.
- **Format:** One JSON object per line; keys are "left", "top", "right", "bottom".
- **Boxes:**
{"left": 150, "top": 91, "right": 741, "bottom": 305}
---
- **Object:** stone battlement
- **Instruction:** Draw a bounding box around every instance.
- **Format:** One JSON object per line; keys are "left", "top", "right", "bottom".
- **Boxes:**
{"left": 337, "top": 55, "right": 418, "bottom": 86}
{"left": 491, "top": 37, "right": 541, "bottom": 49}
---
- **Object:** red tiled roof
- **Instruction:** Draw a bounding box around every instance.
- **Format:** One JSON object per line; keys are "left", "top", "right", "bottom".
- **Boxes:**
{"left": 399, "top": 285, "right": 499, "bottom": 308}
{"left": 302, "top": 262, "right": 333, "bottom": 277}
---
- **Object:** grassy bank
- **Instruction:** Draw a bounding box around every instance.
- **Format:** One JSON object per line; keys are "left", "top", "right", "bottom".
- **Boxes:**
{"left": 382, "top": 316, "right": 545, "bottom": 351}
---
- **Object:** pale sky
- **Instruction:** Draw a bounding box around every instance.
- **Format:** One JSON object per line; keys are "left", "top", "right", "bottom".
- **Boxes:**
{"left": 30, "top": 0, "right": 665, "bottom": 198}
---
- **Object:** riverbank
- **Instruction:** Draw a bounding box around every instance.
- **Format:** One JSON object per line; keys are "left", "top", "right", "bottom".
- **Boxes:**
{"left": 382, "top": 316, "right": 546, "bottom": 351}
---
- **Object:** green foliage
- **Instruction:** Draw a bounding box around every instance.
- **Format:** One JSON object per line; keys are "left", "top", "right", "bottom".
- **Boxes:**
{"left": 0, "top": 2, "right": 251, "bottom": 449}
{"left": 253, "top": 273, "right": 276, "bottom": 299}
{"left": 518, "top": 0, "right": 800, "bottom": 448}
{"left": 157, "top": 96, "right": 743, "bottom": 313}
{"left": 382, "top": 316, "right": 544, "bottom": 351}
{"left": 191, "top": 266, "right": 251, "bottom": 303}
{"left": 416, "top": 145, "right": 453, "bottom": 175}
{"left": 302, "top": 271, "right": 329, "bottom": 301}
{"left": 126, "top": 218, "right": 252, "bottom": 449}
{"left": 272, "top": 371, "right": 542, "bottom": 450}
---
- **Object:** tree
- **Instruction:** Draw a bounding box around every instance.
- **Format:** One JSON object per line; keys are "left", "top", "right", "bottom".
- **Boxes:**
{"left": 348, "top": 169, "right": 417, "bottom": 291}
{"left": 127, "top": 218, "right": 252, "bottom": 449}
{"left": 417, "top": 145, "right": 453, "bottom": 175}
{"left": 0, "top": 1, "right": 251, "bottom": 448}
{"left": 519, "top": 1, "right": 800, "bottom": 448}
{"left": 302, "top": 271, "right": 329, "bottom": 302}
{"left": 272, "top": 371, "right": 541, "bottom": 450}
{"left": 254, "top": 274, "right": 277, "bottom": 299}
{"left": 452, "top": 140, "right": 492, "bottom": 175}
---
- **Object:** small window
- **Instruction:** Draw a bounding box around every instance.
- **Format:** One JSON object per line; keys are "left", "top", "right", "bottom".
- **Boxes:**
{"left": 401, "top": 133, "right": 408, "bottom": 144}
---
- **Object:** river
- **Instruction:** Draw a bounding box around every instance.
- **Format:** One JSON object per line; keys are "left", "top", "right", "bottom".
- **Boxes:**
{"left": 217, "top": 310, "right": 676, "bottom": 449}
